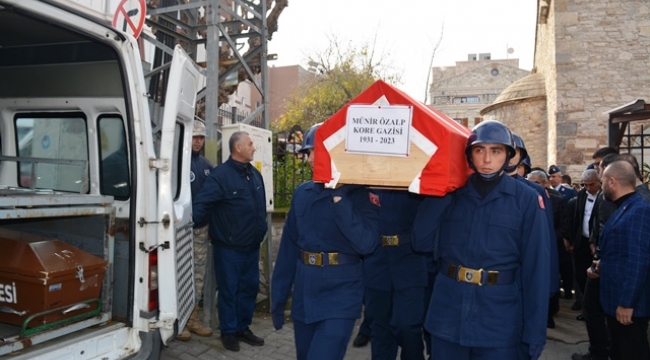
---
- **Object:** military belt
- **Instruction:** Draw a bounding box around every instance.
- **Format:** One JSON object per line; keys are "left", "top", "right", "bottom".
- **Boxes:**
{"left": 441, "top": 261, "right": 515, "bottom": 286}
{"left": 381, "top": 235, "right": 400, "bottom": 246}
{"left": 300, "top": 250, "right": 360, "bottom": 267}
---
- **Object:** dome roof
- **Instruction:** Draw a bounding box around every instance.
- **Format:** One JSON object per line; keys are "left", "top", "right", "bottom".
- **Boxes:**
{"left": 480, "top": 72, "right": 546, "bottom": 115}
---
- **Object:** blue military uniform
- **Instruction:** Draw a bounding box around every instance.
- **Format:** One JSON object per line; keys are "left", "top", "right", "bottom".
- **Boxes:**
{"left": 271, "top": 182, "right": 380, "bottom": 360}
{"left": 414, "top": 174, "right": 550, "bottom": 359}
{"left": 190, "top": 151, "right": 212, "bottom": 199}
{"left": 363, "top": 189, "right": 426, "bottom": 360}
{"left": 188, "top": 135, "right": 213, "bottom": 309}
{"left": 556, "top": 185, "right": 577, "bottom": 201}
{"left": 513, "top": 173, "right": 560, "bottom": 296}
{"left": 548, "top": 165, "right": 577, "bottom": 201}
{"left": 411, "top": 193, "right": 450, "bottom": 357}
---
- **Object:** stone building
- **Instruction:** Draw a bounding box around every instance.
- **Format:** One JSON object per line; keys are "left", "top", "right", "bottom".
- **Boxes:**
{"left": 429, "top": 54, "right": 530, "bottom": 128}
{"left": 482, "top": 0, "right": 650, "bottom": 178}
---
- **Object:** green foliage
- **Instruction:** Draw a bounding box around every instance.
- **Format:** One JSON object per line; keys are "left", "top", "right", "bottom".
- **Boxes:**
{"left": 273, "top": 154, "right": 312, "bottom": 208}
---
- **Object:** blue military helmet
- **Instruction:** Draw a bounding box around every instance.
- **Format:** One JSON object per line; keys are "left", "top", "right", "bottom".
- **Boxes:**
{"left": 465, "top": 120, "right": 516, "bottom": 164}
{"left": 511, "top": 133, "right": 528, "bottom": 161}
{"left": 503, "top": 132, "right": 528, "bottom": 173}
{"left": 520, "top": 155, "right": 532, "bottom": 173}
{"left": 299, "top": 123, "right": 322, "bottom": 154}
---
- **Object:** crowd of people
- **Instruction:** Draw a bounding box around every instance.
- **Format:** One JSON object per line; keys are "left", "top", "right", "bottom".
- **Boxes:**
{"left": 181, "top": 118, "right": 650, "bottom": 360}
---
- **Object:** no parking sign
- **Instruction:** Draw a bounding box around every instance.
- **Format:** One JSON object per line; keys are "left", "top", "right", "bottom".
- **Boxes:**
{"left": 112, "top": 0, "right": 146, "bottom": 39}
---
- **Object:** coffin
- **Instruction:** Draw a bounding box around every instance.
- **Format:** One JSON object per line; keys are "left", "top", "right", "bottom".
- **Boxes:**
{"left": 313, "top": 80, "right": 472, "bottom": 195}
{"left": 0, "top": 229, "right": 107, "bottom": 328}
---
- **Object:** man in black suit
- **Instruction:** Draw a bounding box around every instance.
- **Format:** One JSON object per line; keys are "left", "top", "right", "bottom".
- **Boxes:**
{"left": 566, "top": 169, "right": 601, "bottom": 313}
{"left": 572, "top": 153, "right": 618, "bottom": 360}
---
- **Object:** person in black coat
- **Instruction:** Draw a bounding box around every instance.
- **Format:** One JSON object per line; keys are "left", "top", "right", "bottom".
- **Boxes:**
{"left": 566, "top": 169, "right": 601, "bottom": 312}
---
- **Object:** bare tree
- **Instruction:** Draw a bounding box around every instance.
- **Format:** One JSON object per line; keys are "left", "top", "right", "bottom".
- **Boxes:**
{"left": 423, "top": 23, "right": 444, "bottom": 105}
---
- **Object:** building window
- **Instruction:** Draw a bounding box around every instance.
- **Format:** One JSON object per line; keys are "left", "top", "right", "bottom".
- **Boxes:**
{"left": 453, "top": 96, "right": 480, "bottom": 104}
{"left": 491, "top": 69, "right": 499, "bottom": 76}
{"left": 454, "top": 118, "right": 469, "bottom": 127}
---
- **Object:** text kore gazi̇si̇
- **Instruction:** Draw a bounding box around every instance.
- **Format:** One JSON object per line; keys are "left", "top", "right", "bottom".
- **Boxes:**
{"left": 351, "top": 116, "right": 406, "bottom": 135}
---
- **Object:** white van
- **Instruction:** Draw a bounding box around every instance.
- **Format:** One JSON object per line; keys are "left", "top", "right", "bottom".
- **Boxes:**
{"left": 0, "top": 0, "right": 202, "bottom": 358}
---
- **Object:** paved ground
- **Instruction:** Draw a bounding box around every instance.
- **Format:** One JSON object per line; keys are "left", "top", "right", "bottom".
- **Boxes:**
{"left": 161, "top": 297, "right": 590, "bottom": 360}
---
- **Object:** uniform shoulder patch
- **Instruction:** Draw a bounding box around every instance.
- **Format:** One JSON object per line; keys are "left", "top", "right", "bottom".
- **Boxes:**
{"left": 538, "top": 195, "right": 545, "bottom": 209}
{"left": 369, "top": 192, "right": 381, "bottom": 207}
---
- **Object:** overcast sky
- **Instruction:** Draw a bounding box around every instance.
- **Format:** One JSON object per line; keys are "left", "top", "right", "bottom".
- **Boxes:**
{"left": 267, "top": 0, "right": 538, "bottom": 102}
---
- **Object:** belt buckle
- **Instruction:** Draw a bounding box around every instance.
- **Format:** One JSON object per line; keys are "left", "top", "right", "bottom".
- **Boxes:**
{"left": 381, "top": 235, "right": 399, "bottom": 246}
{"left": 328, "top": 253, "right": 339, "bottom": 265}
{"left": 304, "top": 251, "right": 323, "bottom": 266}
{"left": 458, "top": 266, "right": 484, "bottom": 286}
{"left": 486, "top": 270, "right": 499, "bottom": 285}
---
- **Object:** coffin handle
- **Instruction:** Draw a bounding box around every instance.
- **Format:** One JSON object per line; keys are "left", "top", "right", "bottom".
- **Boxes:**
{"left": 0, "top": 306, "right": 26, "bottom": 317}
{"left": 61, "top": 302, "right": 91, "bottom": 315}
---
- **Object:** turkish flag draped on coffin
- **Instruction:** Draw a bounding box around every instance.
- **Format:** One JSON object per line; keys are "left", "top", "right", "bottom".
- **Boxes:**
{"left": 312, "top": 80, "right": 473, "bottom": 196}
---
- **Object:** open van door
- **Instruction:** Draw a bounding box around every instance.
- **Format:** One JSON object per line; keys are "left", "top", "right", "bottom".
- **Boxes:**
{"left": 155, "top": 45, "right": 203, "bottom": 344}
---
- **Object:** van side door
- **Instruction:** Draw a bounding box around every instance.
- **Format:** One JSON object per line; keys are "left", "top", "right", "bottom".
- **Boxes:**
{"left": 154, "top": 45, "right": 203, "bottom": 344}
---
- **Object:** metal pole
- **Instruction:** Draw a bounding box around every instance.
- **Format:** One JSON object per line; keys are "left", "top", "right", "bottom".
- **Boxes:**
{"left": 259, "top": 0, "right": 273, "bottom": 309}
{"left": 203, "top": 0, "right": 220, "bottom": 328}
{"left": 204, "top": 0, "right": 220, "bottom": 165}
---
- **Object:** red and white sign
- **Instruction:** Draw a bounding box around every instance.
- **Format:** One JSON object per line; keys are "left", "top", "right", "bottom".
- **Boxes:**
{"left": 313, "top": 80, "right": 473, "bottom": 196}
{"left": 112, "top": 0, "right": 146, "bottom": 39}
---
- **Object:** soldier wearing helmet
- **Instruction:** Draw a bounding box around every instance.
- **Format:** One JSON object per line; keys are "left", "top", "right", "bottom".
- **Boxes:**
{"left": 413, "top": 120, "right": 550, "bottom": 360}
{"left": 271, "top": 122, "right": 381, "bottom": 360}
{"left": 178, "top": 119, "right": 214, "bottom": 341}
{"left": 507, "top": 133, "right": 561, "bottom": 329}
{"left": 298, "top": 122, "right": 321, "bottom": 168}
{"left": 518, "top": 155, "right": 532, "bottom": 177}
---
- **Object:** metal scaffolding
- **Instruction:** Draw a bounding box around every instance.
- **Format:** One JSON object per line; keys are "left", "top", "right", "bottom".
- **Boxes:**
{"left": 143, "top": 0, "right": 270, "bottom": 157}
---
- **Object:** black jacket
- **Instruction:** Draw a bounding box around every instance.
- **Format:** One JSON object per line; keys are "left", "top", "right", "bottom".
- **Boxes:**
{"left": 548, "top": 189, "right": 570, "bottom": 262}
{"left": 566, "top": 188, "right": 598, "bottom": 249}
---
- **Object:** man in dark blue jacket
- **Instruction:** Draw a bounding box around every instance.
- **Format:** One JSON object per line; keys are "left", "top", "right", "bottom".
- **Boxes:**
{"left": 597, "top": 160, "right": 650, "bottom": 360}
{"left": 193, "top": 131, "right": 267, "bottom": 352}
{"left": 271, "top": 123, "right": 380, "bottom": 360}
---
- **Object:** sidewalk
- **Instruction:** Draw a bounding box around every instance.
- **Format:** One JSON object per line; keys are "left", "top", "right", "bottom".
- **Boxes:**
{"left": 161, "top": 298, "right": 589, "bottom": 360}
